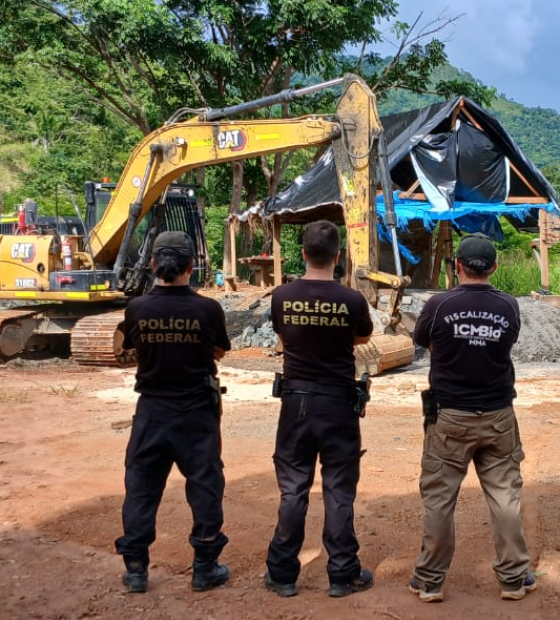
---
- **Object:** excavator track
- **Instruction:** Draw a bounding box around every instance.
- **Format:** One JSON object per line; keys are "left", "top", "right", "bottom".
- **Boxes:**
{"left": 71, "top": 311, "right": 137, "bottom": 367}
{"left": 355, "top": 326, "right": 415, "bottom": 376}
{"left": 0, "top": 309, "right": 41, "bottom": 360}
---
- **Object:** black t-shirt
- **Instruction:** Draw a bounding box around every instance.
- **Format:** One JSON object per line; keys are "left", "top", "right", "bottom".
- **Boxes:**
{"left": 271, "top": 279, "right": 373, "bottom": 389}
{"left": 123, "top": 285, "right": 230, "bottom": 397}
{"left": 414, "top": 283, "right": 520, "bottom": 411}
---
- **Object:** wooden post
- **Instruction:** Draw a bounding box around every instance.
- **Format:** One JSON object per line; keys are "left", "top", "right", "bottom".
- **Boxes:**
{"left": 540, "top": 240, "right": 549, "bottom": 291}
{"left": 225, "top": 220, "right": 237, "bottom": 292}
{"left": 430, "top": 224, "right": 445, "bottom": 288}
{"left": 430, "top": 222, "right": 454, "bottom": 289}
{"left": 344, "top": 243, "right": 353, "bottom": 288}
{"left": 229, "top": 222, "right": 237, "bottom": 279}
{"left": 442, "top": 221, "right": 454, "bottom": 289}
{"left": 539, "top": 210, "right": 550, "bottom": 291}
{"left": 272, "top": 216, "right": 282, "bottom": 287}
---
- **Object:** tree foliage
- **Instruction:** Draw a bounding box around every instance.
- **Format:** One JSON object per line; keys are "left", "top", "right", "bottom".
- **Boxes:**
{"left": 1, "top": 0, "right": 485, "bottom": 212}
{"left": 3, "top": 0, "right": 556, "bottom": 279}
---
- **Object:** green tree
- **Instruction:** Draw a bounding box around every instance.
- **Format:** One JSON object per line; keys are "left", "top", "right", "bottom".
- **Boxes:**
{"left": 0, "top": 1, "right": 499, "bottom": 260}
{"left": 2, "top": 2, "right": 488, "bottom": 196}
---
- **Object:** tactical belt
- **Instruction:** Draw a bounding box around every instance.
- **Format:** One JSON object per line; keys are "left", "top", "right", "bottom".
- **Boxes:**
{"left": 283, "top": 379, "right": 354, "bottom": 398}
{"left": 437, "top": 402, "right": 513, "bottom": 414}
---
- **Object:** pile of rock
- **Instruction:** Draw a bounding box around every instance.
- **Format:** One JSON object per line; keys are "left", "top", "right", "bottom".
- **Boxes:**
{"left": 221, "top": 288, "right": 560, "bottom": 365}
{"left": 234, "top": 323, "right": 278, "bottom": 349}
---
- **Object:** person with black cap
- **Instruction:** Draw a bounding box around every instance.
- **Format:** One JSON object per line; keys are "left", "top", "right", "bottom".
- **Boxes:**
{"left": 408, "top": 232, "right": 536, "bottom": 603}
{"left": 115, "top": 231, "right": 231, "bottom": 594}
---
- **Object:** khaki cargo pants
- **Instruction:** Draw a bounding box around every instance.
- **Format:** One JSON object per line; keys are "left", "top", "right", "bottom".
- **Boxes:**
{"left": 413, "top": 406, "right": 530, "bottom": 592}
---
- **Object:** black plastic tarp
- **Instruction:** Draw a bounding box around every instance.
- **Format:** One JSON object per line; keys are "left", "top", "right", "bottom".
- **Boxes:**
{"left": 257, "top": 96, "right": 559, "bottom": 229}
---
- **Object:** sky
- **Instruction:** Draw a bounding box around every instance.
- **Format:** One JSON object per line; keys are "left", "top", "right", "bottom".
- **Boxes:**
{"left": 375, "top": 0, "right": 560, "bottom": 112}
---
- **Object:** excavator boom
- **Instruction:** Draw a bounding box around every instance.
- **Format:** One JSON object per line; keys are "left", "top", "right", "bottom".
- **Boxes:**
{"left": 90, "top": 117, "right": 342, "bottom": 265}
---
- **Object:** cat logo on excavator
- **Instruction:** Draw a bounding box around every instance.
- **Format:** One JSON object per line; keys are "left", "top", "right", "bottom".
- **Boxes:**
{"left": 217, "top": 129, "right": 248, "bottom": 151}
{"left": 10, "top": 243, "right": 36, "bottom": 263}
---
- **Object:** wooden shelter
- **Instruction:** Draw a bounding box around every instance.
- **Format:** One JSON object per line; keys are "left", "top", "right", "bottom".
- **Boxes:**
{"left": 227, "top": 96, "right": 560, "bottom": 291}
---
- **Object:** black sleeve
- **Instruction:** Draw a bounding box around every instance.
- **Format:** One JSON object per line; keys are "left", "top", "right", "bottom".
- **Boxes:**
{"left": 355, "top": 293, "right": 374, "bottom": 337}
{"left": 213, "top": 301, "right": 231, "bottom": 351}
{"left": 414, "top": 297, "right": 438, "bottom": 349}
{"left": 509, "top": 296, "right": 521, "bottom": 343}
{"left": 122, "top": 304, "right": 134, "bottom": 350}
{"left": 271, "top": 291, "right": 281, "bottom": 334}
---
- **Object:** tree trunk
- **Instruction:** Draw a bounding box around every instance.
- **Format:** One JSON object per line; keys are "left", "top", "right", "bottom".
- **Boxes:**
{"left": 222, "top": 161, "right": 244, "bottom": 277}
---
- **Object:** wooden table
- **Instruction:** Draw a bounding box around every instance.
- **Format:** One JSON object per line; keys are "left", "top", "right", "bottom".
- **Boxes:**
{"left": 238, "top": 256, "right": 276, "bottom": 288}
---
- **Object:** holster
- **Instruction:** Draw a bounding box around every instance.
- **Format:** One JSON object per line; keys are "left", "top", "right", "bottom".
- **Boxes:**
{"left": 354, "top": 372, "right": 371, "bottom": 417}
{"left": 421, "top": 388, "right": 438, "bottom": 432}
{"left": 272, "top": 372, "right": 283, "bottom": 398}
{"left": 204, "top": 375, "right": 227, "bottom": 417}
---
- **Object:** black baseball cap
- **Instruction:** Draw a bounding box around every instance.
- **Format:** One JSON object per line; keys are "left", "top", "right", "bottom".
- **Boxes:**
{"left": 456, "top": 233, "right": 496, "bottom": 271}
{"left": 152, "top": 231, "right": 194, "bottom": 257}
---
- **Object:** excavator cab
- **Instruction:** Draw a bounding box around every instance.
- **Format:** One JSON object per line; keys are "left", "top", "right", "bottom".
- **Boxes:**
{"left": 84, "top": 181, "right": 208, "bottom": 291}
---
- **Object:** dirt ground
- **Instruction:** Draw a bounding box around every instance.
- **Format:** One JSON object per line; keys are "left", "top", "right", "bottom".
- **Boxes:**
{"left": 1, "top": 350, "right": 560, "bottom": 620}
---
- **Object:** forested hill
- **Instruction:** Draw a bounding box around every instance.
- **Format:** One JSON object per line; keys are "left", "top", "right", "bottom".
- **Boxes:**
{"left": 375, "top": 63, "right": 560, "bottom": 169}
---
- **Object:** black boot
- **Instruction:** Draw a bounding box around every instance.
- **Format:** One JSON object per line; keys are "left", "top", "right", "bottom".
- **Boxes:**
{"left": 191, "top": 559, "right": 230, "bottom": 591}
{"left": 122, "top": 559, "right": 148, "bottom": 594}
{"left": 328, "top": 568, "right": 374, "bottom": 598}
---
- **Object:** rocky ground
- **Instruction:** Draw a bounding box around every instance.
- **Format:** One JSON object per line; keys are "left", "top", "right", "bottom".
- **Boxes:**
{"left": 220, "top": 288, "right": 560, "bottom": 365}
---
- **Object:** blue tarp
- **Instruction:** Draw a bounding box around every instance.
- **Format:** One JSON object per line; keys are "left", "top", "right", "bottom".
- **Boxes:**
{"left": 377, "top": 191, "right": 559, "bottom": 241}
{"left": 375, "top": 192, "right": 559, "bottom": 263}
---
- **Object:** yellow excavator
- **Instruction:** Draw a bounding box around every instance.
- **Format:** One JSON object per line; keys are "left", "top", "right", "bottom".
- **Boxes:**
{"left": 0, "top": 74, "right": 414, "bottom": 373}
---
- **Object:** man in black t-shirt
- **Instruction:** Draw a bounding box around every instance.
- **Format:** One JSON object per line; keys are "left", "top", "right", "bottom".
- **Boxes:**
{"left": 409, "top": 233, "right": 535, "bottom": 603}
{"left": 115, "top": 231, "right": 231, "bottom": 594}
{"left": 265, "top": 220, "right": 374, "bottom": 598}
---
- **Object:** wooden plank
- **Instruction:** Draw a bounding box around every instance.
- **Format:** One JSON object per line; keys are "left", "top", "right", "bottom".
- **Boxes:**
{"left": 530, "top": 292, "right": 560, "bottom": 308}
{"left": 272, "top": 216, "right": 282, "bottom": 287}
{"left": 400, "top": 179, "right": 420, "bottom": 199}
{"left": 224, "top": 276, "right": 237, "bottom": 292}
{"left": 399, "top": 192, "right": 427, "bottom": 201}
{"left": 451, "top": 99, "right": 463, "bottom": 129}
{"left": 230, "top": 287, "right": 274, "bottom": 311}
{"left": 505, "top": 196, "right": 548, "bottom": 204}
{"left": 508, "top": 160, "right": 541, "bottom": 198}
{"left": 460, "top": 107, "right": 484, "bottom": 131}
{"left": 430, "top": 224, "right": 445, "bottom": 288}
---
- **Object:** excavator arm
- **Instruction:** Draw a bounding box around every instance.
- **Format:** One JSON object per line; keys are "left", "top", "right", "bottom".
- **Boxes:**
{"left": 89, "top": 96, "right": 347, "bottom": 267}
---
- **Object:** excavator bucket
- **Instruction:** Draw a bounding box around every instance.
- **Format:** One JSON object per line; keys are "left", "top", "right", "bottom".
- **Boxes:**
{"left": 355, "top": 322, "right": 415, "bottom": 376}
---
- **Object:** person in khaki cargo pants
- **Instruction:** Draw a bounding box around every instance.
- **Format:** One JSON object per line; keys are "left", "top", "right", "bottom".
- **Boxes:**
{"left": 409, "top": 233, "right": 536, "bottom": 603}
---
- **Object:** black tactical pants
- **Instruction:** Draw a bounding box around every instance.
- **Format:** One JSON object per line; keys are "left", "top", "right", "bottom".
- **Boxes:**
{"left": 115, "top": 393, "right": 228, "bottom": 568}
{"left": 266, "top": 390, "right": 362, "bottom": 585}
